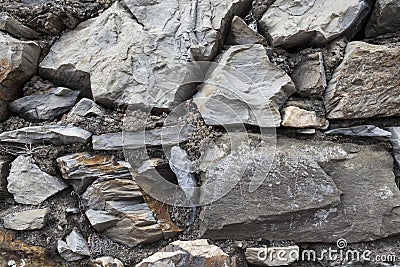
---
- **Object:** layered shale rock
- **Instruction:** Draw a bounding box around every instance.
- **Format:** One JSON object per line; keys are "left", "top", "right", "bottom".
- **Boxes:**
{"left": 7, "top": 156, "right": 68, "bottom": 205}
{"left": 67, "top": 98, "right": 106, "bottom": 118}
{"left": 365, "top": 0, "right": 400, "bottom": 38}
{"left": 193, "top": 44, "right": 295, "bottom": 127}
{"left": 39, "top": 0, "right": 252, "bottom": 109}
{"left": 325, "top": 125, "right": 392, "bottom": 139}
{"left": 324, "top": 41, "right": 400, "bottom": 119}
{"left": 3, "top": 208, "right": 49, "bottom": 230}
{"left": 199, "top": 134, "right": 400, "bottom": 243}
{"left": 259, "top": 0, "right": 372, "bottom": 47}
{"left": 0, "top": 32, "right": 40, "bottom": 120}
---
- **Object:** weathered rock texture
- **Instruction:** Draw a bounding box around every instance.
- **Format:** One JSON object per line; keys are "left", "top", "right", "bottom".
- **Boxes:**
{"left": 259, "top": 0, "right": 372, "bottom": 47}
{"left": 39, "top": 0, "right": 252, "bottom": 109}
{"left": 365, "top": 0, "right": 400, "bottom": 38}
{"left": 0, "top": 32, "right": 40, "bottom": 120}
{"left": 199, "top": 134, "right": 400, "bottom": 243}
{"left": 193, "top": 44, "right": 295, "bottom": 127}
{"left": 3, "top": 208, "right": 49, "bottom": 230}
{"left": 324, "top": 41, "right": 400, "bottom": 119}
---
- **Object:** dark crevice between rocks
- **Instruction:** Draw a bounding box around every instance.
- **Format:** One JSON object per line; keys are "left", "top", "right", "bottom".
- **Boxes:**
{"left": 351, "top": 0, "right": 377, "bottom": 41}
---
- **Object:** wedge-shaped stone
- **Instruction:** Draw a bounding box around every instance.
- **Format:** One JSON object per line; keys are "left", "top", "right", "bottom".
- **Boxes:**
{"left": 227, "top": 16, "right": 267, "bottom": 45}
{"left": 325, "top": 41, "right": 400, "bottom": 119}
{"left": 3, "top": 208, "right": 49, "bottom": 230}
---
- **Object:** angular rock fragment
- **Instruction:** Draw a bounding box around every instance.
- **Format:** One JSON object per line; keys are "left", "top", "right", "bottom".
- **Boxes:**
{"left": 3, "top": 208, "right": 49, "bottom": 230}
{"left": 325, "top": 41, "right": 400, "bottom": 119}
{"left": 136, "top": 239, "right": 235, "bottom": 267}
{"left": 39, "top": 0, "right": 252, "bottom": 109}
{"left": 9, "top": 87, "right": 80, "bottom": 121}
{"left": 91, "top": 256, "right": 124, "bottom": 267}
{"left": 227, "top": 16, "right": 267, "bottom": 45}
{"left": 57, "top": 228, "right": 90, "bottom": 262}
{"left": 281, "top": 106, "right": 328, "bottom": 129}
{"left": 325, "top": 125, "right": 392, "bottom": 139}
{"left": 7, "top": 156, "right": 68, "bottom": 205}
{"left": 0, "top": 125, "right": 92, "bottom": 145}
{"left": 0, "top": 156, "right": 12, "bottom": 200}
{"left": 259, "top": 0, "right": 372, "bottom": 47}
{"left": 291, "top": 52, "right": 326, "bottom": 98}
{"left": 0, "top": 14, "right": 40, "bottom": 39}
{"left": 0, "top": 32, "right": 41, "bottom": 120}
{"left": 57, "top": 153, "right": 132, "bottom": 193}
{"left": 365, "top": 0, "right": 400, "bottom": 38}
{"left": 245, "top": 246, "right": 299, "bottom": 266}
{"left": 199, "top": 134, "right": 400, "bottom": 242}
{"left": 68, "top": 98, "right": 105, "bottom": 118}
{"left": 92, "top": 125, "right": 193, "bottom": 151}
{"left": 193, "top": 44, "right": 295, "bottom": 127}
{"left": 85, "top": 209, "right": 119, "bottom": 232}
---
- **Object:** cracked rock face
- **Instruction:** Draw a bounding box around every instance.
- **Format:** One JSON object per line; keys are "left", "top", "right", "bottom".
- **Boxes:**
{"left": 259, "top": 0, "right": 372, "bottom": 48}
{"left": 199, "top": 134, "right": 400, "bottom": 243}
{"left": 324, "top": 41, "right": 400, "bottom": 119}
{"left": 193, "top": 44, "right": 295, "bottom": 127}
{"left": 365, "top": 0, "right": 400, "bottom": 38}
{"left": 39, "top": 0, "right": 252, "bottom": 110}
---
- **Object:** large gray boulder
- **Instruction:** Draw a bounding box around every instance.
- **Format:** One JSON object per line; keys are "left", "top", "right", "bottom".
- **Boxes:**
{"left": 193, "top": 44, "right": 295, "bottom": 127}
{"left": 365, "top": 0, "right": 400, "bottom": 38}
{"left": 39, "top": 0, "right": 252, "bottom": 109}
{"left": 199, "top": 134, "right": 400, "bottom": 243}
{"left": 259, "top": 0, "right": 372, "bottom": 48}
{"left": 324, "top": 41, "right": 400, "bottom": 119}
{"left": 0, "top": 32, "right": 40, "bottom": 120}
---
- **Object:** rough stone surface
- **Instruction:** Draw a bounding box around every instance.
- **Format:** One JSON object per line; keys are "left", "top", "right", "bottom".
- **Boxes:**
{"left": 291, "top": 52, "right": 326, "bottom": 98}
{"left": 193, "top": 44, "right": 295, "bottom": 127}
{"left": 365, "top": 0, "right": 400, "bottom": 38}
{"left": 324, "top": 41, "right": 400, "bottom": 119}
{"left": 0, "top": 32, "right": 41, "bottom": 120}
{"left": 85, "top": 209, "right": 119, "bottom": 232}
{"left": 227, "top": 16, "right": 267, "bottom": 45}
{"left": 39, "top": 0, "right": 252, "bottom": 109}
{"left": 281, "top": 106, "right": 328, "bottom": 129}
{"left": 68, "top": 98, "right": 105, "bottom": 118}
{"left": 0, "top": 14, "right": 40, "bottom": 39}
{"left": 245, "top": 246, "right": 299, "bottom": 266}
{"left": 7, "top": 156, "right": 68, "bottom": 205}
{"left": 57, "top": 153, "right": 132, "bottom": 193}
{"left": 3, "top": 208, "right": 49, "bottom": 230}
{"left": 136, "top": 239, "right": 235, "bottom": 267}
{"left": 199, "top": 134, "right": 400, "bottom": 243}
{"left": 325, "top": 125, "right": 392, "bottom": 139}
{"left": 259, "top": 0, "right": 372, "bottom": 47}
{"left": 9, "top": 87, "right": 80, "bottom": 121}
{"left": 57, "top": 228, "right": 90, "bottom": 262}
{"left": 0, "top": 125, "right": 92, "bottom": 145}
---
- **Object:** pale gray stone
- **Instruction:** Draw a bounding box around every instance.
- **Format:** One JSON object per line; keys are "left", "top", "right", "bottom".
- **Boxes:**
{"left": 3, "top": 208, "right": 49, "bottom": 230}
{"left": 324, "top": 41, "right": 400, "bottom": 119}
{"left": 57, "top": 228, "right": 90, "bottom": 262}
{"left": 7, "top": 156, "right": 68, "bottom": 205}
{"left": 91, "top": 257, "right": 124, "bottom": 267}
{"left": 325, "top": 125, "right": 392, "bottom": 139}
{"left": 85, "top": 209, "right": 119, "bottom": 232}
{"left": 0, "top": 125, "right": 92, "bottom": 145}
{"left": 227, "top": 16, "right": 267, "bottom": 45}
{"left": 9, "top": 87, "right": 80, "bottom": 121}
{"left": 68, "top": 98, "right": 105, "bottom": 117}
{"left": 365, "top": 0, "right": 400, "bottom": 38}
{"left": 259, "top": 0, "right": 372, "bottom": 47}
{"left": 193, "top": 44, "right": 295, "bottom": 127}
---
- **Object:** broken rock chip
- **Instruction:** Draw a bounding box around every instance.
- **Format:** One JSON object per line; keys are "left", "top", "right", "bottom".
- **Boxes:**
{"left": 90, "top": 256, "right": 124, "bottom": 267}
{"left": 281, "top": 106, "right": 328, "bottom": 129}
{"left": 68, "top": 98, "right": 106, "bottom": 118}
{"left": 0, "top": 32, "right": 41, "bottom": 120}
{"left": 324, "top": 41, "right": 400, "bottom": 119}
{"left": 365, "top": 0, "right": 400, "bottom": 38}
{"left": 259, "top": 0, "right": 372, "bottom": 47}
{"left": 325, "top": 125, "right": 392, "bottom": 139}
{"left": 57, "top": 228, "right": 90, "bottom": 262}
{"left": 245, "top": 246, "right": 300, "bottom": 266}
{"left": 136, "top": 239, "right": 235, "bottom": 267}
{"left": 0, "top": 14, "right": 41, "bottom": 39}
{"left": 39, "top": 0, "right": 252, "bottom": 109}
{"left": 57, "top": 153, "right": 132, "bottom": 193}
{"left": 7, "top": 156, "right": 68, "bottom": 205}
{"left": 85, "top": 209, "right": 119, "bottom": 232}
{"left": 193, "top": 44, "right": 295, "bottom": 127}
{"left": 3, "top": 208, "right": 49, "bottom": 230}
{"left": 199, "top": 134, "right": 400, "bottom": 243}
{"left": 0, "top": 125, "right": 92, "bottom": 145}
{"left": 9, "top": 87, "right": 80, "bottom": 121}
{"left": 227, "top": 16, "right": 267, "bottom": 45}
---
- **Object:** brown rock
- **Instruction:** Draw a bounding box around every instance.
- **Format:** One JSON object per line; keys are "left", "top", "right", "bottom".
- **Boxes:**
{"left": 281, "top": 106, "right": 328, "bottom": 129}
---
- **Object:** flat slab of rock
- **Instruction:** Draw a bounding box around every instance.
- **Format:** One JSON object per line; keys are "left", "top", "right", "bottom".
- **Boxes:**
{"left": 9, "top": 87, "right": 80, "bottom": 121}
{"left": 365, "top": 0, "right": 400, "bottom": 38}
{"left": 227, "top": 16, "right": 267, "bottom": 45}
{"left": 39, "top": 0, "right": 251, "bottom": 109}
{"left": 136, "top": 239, "right": 235, "bottom": 267}
{"left": 3, "top": 208, "right": 49, "bottom": 230}
{"left": 281, "top": 106, "right": 328, "bottom": 129}
{"left": 58, "top": 228, "right": 90, "bottom": 262}
{"left": 324, "top": 41, "right": 400, "bottom": 119}
{"left": 7, "top": 156, "right": 68, "bottom": 205}
{"left": 259, "top": 0, "right": 372, "bottom": 47}
{"left": 0, "top": 32, "right": 41, "bottom": 120}
{"left": 325, "top": 125, "right": 392, "bottom": 139}
{"left": 193, "top": 44, "right": 295, "bottom": 127}
{"left": 68, "top": 98, "right": 105, "bottom": 118}
{"left": 57, "top": 153, "right": 132, "bottom": 193}
{"left": 0, "top": 14, "right": 40, "bottom": 39}
{"left": 199, "top": 134, "right": 400, "bottom": 243}
{"left": 0, "top": 125, "right": 92, "bottom": 145}
{"left": 245, "top": 246, "right": 299, "bottom": 266}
